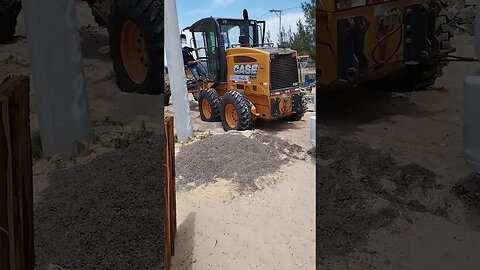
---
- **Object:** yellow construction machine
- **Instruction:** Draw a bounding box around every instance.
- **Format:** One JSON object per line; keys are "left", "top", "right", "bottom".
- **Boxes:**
{"left": 182, "top": 10, "right": 307, "bottom": 131}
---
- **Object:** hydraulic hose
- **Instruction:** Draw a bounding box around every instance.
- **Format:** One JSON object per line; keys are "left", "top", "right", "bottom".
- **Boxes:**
{"left": 371, "top": 8, "right": 405, "bottom": 65}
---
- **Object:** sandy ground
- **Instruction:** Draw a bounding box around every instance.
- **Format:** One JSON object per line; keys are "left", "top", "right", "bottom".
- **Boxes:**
{"left": 166, "top": 98, "right": 316, "bottom": 269}
{"left": 317, "top": 33, "right": 480, "bottom": 269}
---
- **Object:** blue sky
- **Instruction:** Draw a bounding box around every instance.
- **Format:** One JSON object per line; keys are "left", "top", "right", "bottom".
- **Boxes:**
{"left": 176, "top": 0, "right": 306, "bottom": 45}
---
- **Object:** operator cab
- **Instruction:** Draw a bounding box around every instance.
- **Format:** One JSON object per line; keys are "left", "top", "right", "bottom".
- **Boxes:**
{"left": 182, "top": 9, "right": 272, "bottom": 83}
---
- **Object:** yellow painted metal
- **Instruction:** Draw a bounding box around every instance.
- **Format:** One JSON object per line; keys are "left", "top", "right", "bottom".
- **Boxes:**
{"left": 120, "top": 20, "right": 148, "bottom": 84}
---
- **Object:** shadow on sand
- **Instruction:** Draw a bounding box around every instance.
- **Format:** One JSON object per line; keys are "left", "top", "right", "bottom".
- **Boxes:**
{"left": 171, "top": 212, "right": 196, "bottom": 270}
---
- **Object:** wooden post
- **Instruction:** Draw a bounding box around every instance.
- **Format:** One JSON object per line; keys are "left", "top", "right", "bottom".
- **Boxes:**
{"left": 163, "top": 115, "right": 176, "bottom": 270}
{"left": 0, "top": 90, "right": 10, "bottom": 270}
{"left": 0, "top": 76, "right": 34, "bottom": 269}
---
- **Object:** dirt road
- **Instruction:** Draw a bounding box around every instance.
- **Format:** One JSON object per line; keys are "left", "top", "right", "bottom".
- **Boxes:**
{"left": 317, "top": 34, "right": 480, "bottom": 269}
{"left": 166, "top": 98, "right": 316, "bottom": 269}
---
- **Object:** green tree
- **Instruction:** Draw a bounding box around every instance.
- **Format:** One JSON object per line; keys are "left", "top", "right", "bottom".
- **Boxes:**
{"left": 278, "top": 26, "right": 293, "bottom": 46}
{"left": 302, "top": 0, "right": 316, "bottom": 40}
{"left": 278, "top": 1, "right": 316, "bottom": 59}
{"left": 283, "top": 20, "right": 310, "bottom": 56}
{"left": 301, "top": 0, "right": 315, "bottom": 59}
{"left": 265, "top": 30, "right": 272, "bottom": 44}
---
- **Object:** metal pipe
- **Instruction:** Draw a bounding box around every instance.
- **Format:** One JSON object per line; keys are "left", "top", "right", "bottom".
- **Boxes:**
{"left": 269, "top": 9, "right": 283, "bottom": 45}
{"left": 165, "top": 0, "right": 193, "bottom": 142}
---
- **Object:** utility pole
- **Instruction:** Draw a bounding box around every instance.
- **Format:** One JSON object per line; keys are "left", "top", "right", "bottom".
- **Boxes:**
{"left": 269, "top": 9, "right": 283, "bottom": 45}
{"left": 22, "top": 0, "right": 93, "bottom": 157}
{"left": 165, "top": 0, "right": 193, "bottom": 142}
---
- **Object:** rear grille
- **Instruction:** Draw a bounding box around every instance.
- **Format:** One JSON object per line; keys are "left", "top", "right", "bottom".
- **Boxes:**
{"left": 270, "top": 54, "right": 298, "bottom": 91}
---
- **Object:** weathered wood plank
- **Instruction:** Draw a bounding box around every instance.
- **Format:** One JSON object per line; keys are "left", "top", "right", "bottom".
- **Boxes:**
{"left": 0, "top": 76, "right": 34, "bottom": 270}
{"left": 163, "top": 115, "right": 177, "bottom": 269}
{"left": 166, "top": 116, "right": 176, "bottom": 256}
{"left": 0, "top": 93, "right": 11, "bottom": 270}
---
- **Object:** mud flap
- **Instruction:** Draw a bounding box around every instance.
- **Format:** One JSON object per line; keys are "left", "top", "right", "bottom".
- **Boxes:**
{"left": 337, "top": 17, "right": 369, "bottom": 83}
{"left": 271, "top": 98, "right": 280, "bottom": 120}
{"left": 292, "top": 93, "right": 306, "bottom": 114}
{"left": 404, "top": 1, "right": 455, "bottom": 64}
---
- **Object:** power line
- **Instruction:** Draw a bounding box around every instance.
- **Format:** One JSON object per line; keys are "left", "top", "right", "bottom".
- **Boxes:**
{"left": 283, "top": 6, "right": 302, "bottom": 11}
{"left": 256, "top": 6, "right": 302, "bottom": 20}
{"left": 256, "top": 11, "right": 270, "bottom": 20}
{"left": 268, "top": 6, "right": 303, "bottom": 44}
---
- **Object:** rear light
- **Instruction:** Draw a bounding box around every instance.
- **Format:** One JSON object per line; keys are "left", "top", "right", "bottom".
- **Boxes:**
{"left": 270, "top": 54, "right": 275, "bottom": 59}
{"left": 270, "top": 88, "right": 300, "bottom": 96}
{"left": 336, "top": 0, "right": 366, "bottom": 10}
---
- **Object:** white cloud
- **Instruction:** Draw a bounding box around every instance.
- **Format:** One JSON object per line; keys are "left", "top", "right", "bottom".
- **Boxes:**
{"left": 264, "top": 12, "right": 304, "bottom": 45}
{"left": 185, "top": 8, "right": 213, "bottom": 15}
{"left": 213, "top": 0, "right": 235, "bottom": 6}
{"left": 185, "top": 0, "right": 234, "bottom": 17}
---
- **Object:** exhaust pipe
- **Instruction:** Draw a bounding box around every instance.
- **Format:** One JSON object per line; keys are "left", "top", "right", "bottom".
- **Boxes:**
{"left": 241, "top": 9, "right": 249, "bottom": 46}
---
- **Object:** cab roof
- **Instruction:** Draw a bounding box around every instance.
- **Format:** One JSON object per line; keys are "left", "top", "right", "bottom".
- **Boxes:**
{"left": 183, "top": 17, "right": 257, "bottom": 32}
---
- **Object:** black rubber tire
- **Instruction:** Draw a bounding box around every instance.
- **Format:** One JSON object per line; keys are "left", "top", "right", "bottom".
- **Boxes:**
{"left": 164, "top": 82, "right": 171, "bottom": 106}
{"left": 107, "top": 0, "right": 164, "bottom": 95}
{"left": 285, "top": 113, "right": 304, "bottom": 121}
{"left": 376, "top": 15, "right": 453, "bottom": 92}
{"left": 377, "top": 63, "right": 444, "bottom": 92}
{"left": 198, "top": 88, "right": 221, "bottom": 122}
{"left": 91, "top": 10, "right": 106, "bottom": 27}
{"left": 220, "top": 91, "right": 253, "bottom": 131}
{"left": 164, "top": 93, "right": 171, "bottom": 106}
{"left": 192, "top": 92, "right": 199, "bottom": 101}
{"left": 0, "top": 0, "right": 21, "bottom": 43}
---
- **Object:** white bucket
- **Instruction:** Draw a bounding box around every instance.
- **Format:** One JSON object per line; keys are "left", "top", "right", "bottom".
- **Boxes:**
{"left": 310, "top": 115, "right": 316, "bottom": 146}
{"left": 464, "top": 72, "right": 480, "bottom": 173}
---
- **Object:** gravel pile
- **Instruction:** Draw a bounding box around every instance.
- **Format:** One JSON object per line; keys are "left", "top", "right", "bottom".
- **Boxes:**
{"left": 250, "top": 132, "right": 306, "bottom": 160}
{"left": 176, "top": 132, "right": 291, "bottom": 192}
{"left": 316, "top": 135, "right": 442, "bottom": 264}
{"left": 453, "top": 173, "right": 480, "bottom": 210}
{"left": 444, "top": 4, "right": 476, "bottom": 25}
{"left": 34, "top": 136, "right": 164, "bottom": 270}
{"left": 441, "top": 2, "right": 476, "bottom": 35}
